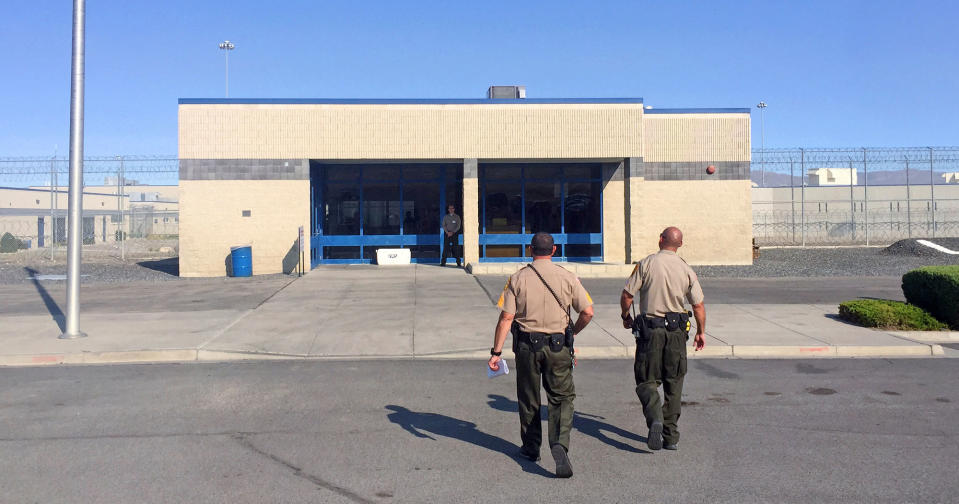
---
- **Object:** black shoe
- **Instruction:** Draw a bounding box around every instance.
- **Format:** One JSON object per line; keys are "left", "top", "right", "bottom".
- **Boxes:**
{"left": 647, "top": 421, "right": 663, "bottom": 451}
{"left": 551, "top": 445, "right": 573, "bottom": 478}
{"left": 518, "top": 446, "right": 540, "bottom": 461}
{"left": 663, "top": 443, "right": 678, "bottom": 451}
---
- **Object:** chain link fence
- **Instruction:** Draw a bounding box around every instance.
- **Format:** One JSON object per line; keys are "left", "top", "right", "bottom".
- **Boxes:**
{"left": 751, "top": 147, "right": 959, "bottom": 246}
{"left": 3, "top": 149, "right": 959, "bottom": 253}
{"left": 0, "top": 156, "right": 178, "bottom": 259}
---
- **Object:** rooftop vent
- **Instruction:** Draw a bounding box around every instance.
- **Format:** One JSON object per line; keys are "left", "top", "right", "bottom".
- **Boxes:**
{"left": 487, "top": 86, "right": 526, "bottom": 99}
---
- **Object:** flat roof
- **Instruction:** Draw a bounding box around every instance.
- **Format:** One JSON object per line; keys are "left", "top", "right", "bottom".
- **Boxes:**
{"left": 178, "top": 97, "right": 645, "bottom": 105}
{"left": 644, "top": 107, "right": 750, "bottom": 114}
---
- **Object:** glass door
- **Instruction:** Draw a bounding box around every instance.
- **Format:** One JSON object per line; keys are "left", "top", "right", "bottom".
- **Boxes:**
{"left": 310, "top": 162, "right": 461, "bottom": 265}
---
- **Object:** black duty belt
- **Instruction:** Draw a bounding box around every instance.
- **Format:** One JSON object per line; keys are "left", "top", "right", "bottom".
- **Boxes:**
{"left": 517, "top": 331, "right": 564, "bottom": 343}
{"left": 638, "top": 312, "right": 691, "bottom": 332}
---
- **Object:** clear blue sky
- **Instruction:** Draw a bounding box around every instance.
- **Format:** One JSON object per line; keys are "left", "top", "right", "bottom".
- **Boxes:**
{"left": 1, "top": 0, "right": 957, "bottom": 156}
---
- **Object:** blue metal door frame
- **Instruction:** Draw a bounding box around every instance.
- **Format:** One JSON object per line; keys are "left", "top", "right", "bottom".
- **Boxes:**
{"left": 479, "top": 164, "right": 604, "bottom": 263}
{"left": 310, "top": 163, "right": 461, "bottom": 266}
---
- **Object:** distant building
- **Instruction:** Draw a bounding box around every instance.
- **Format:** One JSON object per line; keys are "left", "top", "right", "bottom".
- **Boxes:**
{"left": 942, "top": 172, "right": 959, "bottom": 184}
{"left": 808, "top": 167, "right": 857, "bottom": 186}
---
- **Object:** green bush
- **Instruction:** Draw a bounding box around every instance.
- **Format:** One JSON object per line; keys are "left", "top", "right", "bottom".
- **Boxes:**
{"left": 902, "top": 266, "right": 959, "bottom": 329}
{"left": 0, "top": 232, "right": 24, "bottom": 253}
{"left": 838, "top": 299, "right": 946, "bottom": 330}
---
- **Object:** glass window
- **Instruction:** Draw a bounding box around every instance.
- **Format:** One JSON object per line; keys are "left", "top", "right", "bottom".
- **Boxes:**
{"left": 564, "top": 163, "right": 602, "bottom": 179}
{"left": 565, "top": 244, "right": 601, "bottom": 258}
{"left": 363, "top": 183, "right": 401, "bottom": 235}
{"left": 409, "top": 245, "right": 440, "bottom": 260}
{"left": 525, "top": 164, "right": 562, "bottom": 179}
{"left": 403, "top": 165, "right": 440, "bottom": 180}
{"left": 483, "top": 164, "right": 522, "bottom": 180}
{"left": 402, "top": 182, "right": 440, "bottom": 235}
{"left": 565, "top": 181, "right": 602, "bottom": 233}
{"left": 362, "top": 165, "right": 399, "bottom": 181}
{"left": 484, "top": 182, "right": 522, "bottom": 233}
{"left": 325, "top": 166, "right": 360, "bottom": 181}
{"left": 324, "top": 183, "right": 360, "bottom": 235}
{"left": 484, "top": 245, "right": 524, "bottom": 258}
{"left": 525, "top": 181, "right": 562, "bottom": 233}
{"left": 323, "top": 246, "right": 360, "bottom": 259}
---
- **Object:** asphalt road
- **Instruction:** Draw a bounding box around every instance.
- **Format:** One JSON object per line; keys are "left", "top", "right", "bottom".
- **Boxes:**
{"left": 475, "top": 275, "right": 907, "bottom": 305}
{"left": 1, "top": 359, "right": 956, "bottom": 503}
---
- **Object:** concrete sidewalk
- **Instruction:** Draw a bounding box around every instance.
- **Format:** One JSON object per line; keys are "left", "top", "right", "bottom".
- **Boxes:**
{"left": 0, "top": 265, "right": 950, "bottom": 366}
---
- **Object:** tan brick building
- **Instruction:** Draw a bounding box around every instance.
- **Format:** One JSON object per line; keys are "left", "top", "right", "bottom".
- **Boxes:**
{"left": 178, "top": 93, "right": 751, "bottom": 277}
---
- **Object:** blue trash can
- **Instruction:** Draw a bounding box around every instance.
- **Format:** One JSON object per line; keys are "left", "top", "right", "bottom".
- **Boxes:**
{"left": 230, "top": 245, "right": 252, "bottom": 277}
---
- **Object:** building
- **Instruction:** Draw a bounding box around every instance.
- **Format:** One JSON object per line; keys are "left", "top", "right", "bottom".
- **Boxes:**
{"left": 0, "top": 182, "right": 178, "bottom": 248}
{"left": 177, "top": 89, "right": 752, "bottom": 277}
{"left": 0, "top": 186, "right": 123, "bottom": 248}
{"left": 943, "top": 172, "right": 959, "bottom": 184}
{"left": 808, "top": 167, "right": 858, "bottom": 186}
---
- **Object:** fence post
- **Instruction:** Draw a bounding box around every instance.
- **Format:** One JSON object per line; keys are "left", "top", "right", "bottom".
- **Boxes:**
{"left": 929, "top": 147, "right": 935, "bottom": 238}
{"left": 905, "top": 157, "right": 911, "bottom": 238}
{"left": 863, "top": 148, "right": 869, "bottom": 246}
{"left": 800, "top": 149, "right": 806, "bottom": 247}
{"left": 790, "top": 160, "right": 796, "bottom": 243}
{"left": 849, "top": 160, "right": 856, "bottom": 242}
{"left": 50, "top": 156, "right": 56, "bottom": 260}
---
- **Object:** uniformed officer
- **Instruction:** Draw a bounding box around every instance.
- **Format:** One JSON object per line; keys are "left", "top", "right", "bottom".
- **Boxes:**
{"left": 619, "top": 226, "right": 706, "bottom": 451}
{"left": 488, "top": 232, "right": 594, "bottom": 478}
{"left": 441, "top": 205, "right": 461, "bottom": 267}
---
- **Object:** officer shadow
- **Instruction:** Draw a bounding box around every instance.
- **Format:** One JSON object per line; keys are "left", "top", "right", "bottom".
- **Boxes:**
{"left": 385, "top": 405, "right": 552, "bottom": 476}
{"left": 486, "top": 394, "right": 649, "bottom": 454}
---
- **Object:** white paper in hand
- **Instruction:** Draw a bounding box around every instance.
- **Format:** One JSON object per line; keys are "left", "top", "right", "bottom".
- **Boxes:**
{"left": 487, "top": 359, "right": 510, "bottom": 379}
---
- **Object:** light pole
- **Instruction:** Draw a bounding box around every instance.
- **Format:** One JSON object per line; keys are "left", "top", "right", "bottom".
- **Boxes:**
{"left": 756, "top": 101, "right": 767, "bottom": 187}
{"left": 62, "top": 0, "right": 86, "bottom": 339}
{"left": 218, "top": 40, "right": 235, "bottom": 98}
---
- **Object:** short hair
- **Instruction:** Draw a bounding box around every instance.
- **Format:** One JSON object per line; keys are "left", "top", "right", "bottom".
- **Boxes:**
{"left": 530, "top": 232, "right": 554, "bottom": 256}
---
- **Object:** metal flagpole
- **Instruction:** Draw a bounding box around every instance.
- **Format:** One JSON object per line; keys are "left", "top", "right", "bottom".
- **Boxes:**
{"left": 61, "top": 0, "right": 87, "bottom": 339}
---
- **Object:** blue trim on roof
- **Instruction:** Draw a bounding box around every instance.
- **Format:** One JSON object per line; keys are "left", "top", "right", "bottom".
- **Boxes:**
{"left": 178, "top": 97, "right": 644, "bottom": 105}
{"left": 644, "top": 108, "right": 750, "bottom": 114}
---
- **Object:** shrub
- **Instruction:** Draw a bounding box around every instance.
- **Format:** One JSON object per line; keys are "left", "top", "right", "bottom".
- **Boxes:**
{"left": 902, "top": 266, "right": 959, "bottom": 329}
{"left": 838, "top": 299, "right": 946, "bottom": 330}
{"left": 0, "top": 232, "right": 24, "bottom": 253}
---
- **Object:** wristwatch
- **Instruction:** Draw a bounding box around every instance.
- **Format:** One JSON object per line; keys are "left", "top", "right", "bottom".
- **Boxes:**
{"left": 490, "top": 348, "right": 502, "bottom": 356}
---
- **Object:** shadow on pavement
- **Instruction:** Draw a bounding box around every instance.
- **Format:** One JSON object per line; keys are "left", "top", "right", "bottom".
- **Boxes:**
{"left": 486, "top": 394, "right": 648, "bottom": 454}
{"left": 384, "top": 405, "right": 552, "bottom": 477}
{"left": 23, "top": 267, "right": 65, "bottom": 332}
{"left": 137, "top": 257, "right": 179, "bottom": 276}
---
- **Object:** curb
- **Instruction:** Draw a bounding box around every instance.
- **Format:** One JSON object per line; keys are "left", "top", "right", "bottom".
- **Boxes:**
{"left": 0, "top": 343, "right": 946, "bottom": 367}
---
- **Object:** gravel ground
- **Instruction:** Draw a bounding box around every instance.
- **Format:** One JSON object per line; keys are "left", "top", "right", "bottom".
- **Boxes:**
{"left": 0, "top": 238, "right": 184, "bottom": 284}
{"left": 3, "top": 238, "right": 957, "bottom": 284}
{"left": 696, "top": 240, "right": 959, "bottom": 278}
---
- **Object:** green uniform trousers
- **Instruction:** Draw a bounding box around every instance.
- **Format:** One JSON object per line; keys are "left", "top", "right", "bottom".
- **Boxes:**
{"left": 515, "top": 339, "right": 576, "bottom": 454}
{"left": 634, "top": 327, "right": 688, "bottom": 446}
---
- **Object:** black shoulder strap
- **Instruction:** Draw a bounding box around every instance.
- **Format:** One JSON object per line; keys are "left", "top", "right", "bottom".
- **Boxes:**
{"left": 527, "top": 264, "right": 572, "bottom": 327}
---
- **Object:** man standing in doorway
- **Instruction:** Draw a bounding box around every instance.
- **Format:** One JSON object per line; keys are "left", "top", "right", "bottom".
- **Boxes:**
{"left": 620, "top": 226, "right": 706, "bottom": 452}
{"left": 441, "top": 204, "right": 461, "bottom": 267}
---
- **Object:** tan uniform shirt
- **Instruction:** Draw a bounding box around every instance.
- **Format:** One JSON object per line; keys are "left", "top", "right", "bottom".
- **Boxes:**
{"left": 623, "top": 250, "right": 704, "bottom": 317}
{"left": 497, "top": 259, "right": 593, "bottom": 334}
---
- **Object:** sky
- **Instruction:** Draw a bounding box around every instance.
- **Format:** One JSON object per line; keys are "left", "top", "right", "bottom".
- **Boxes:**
{"left": 1, "top": 0, "right": 957, "bottom": 157}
